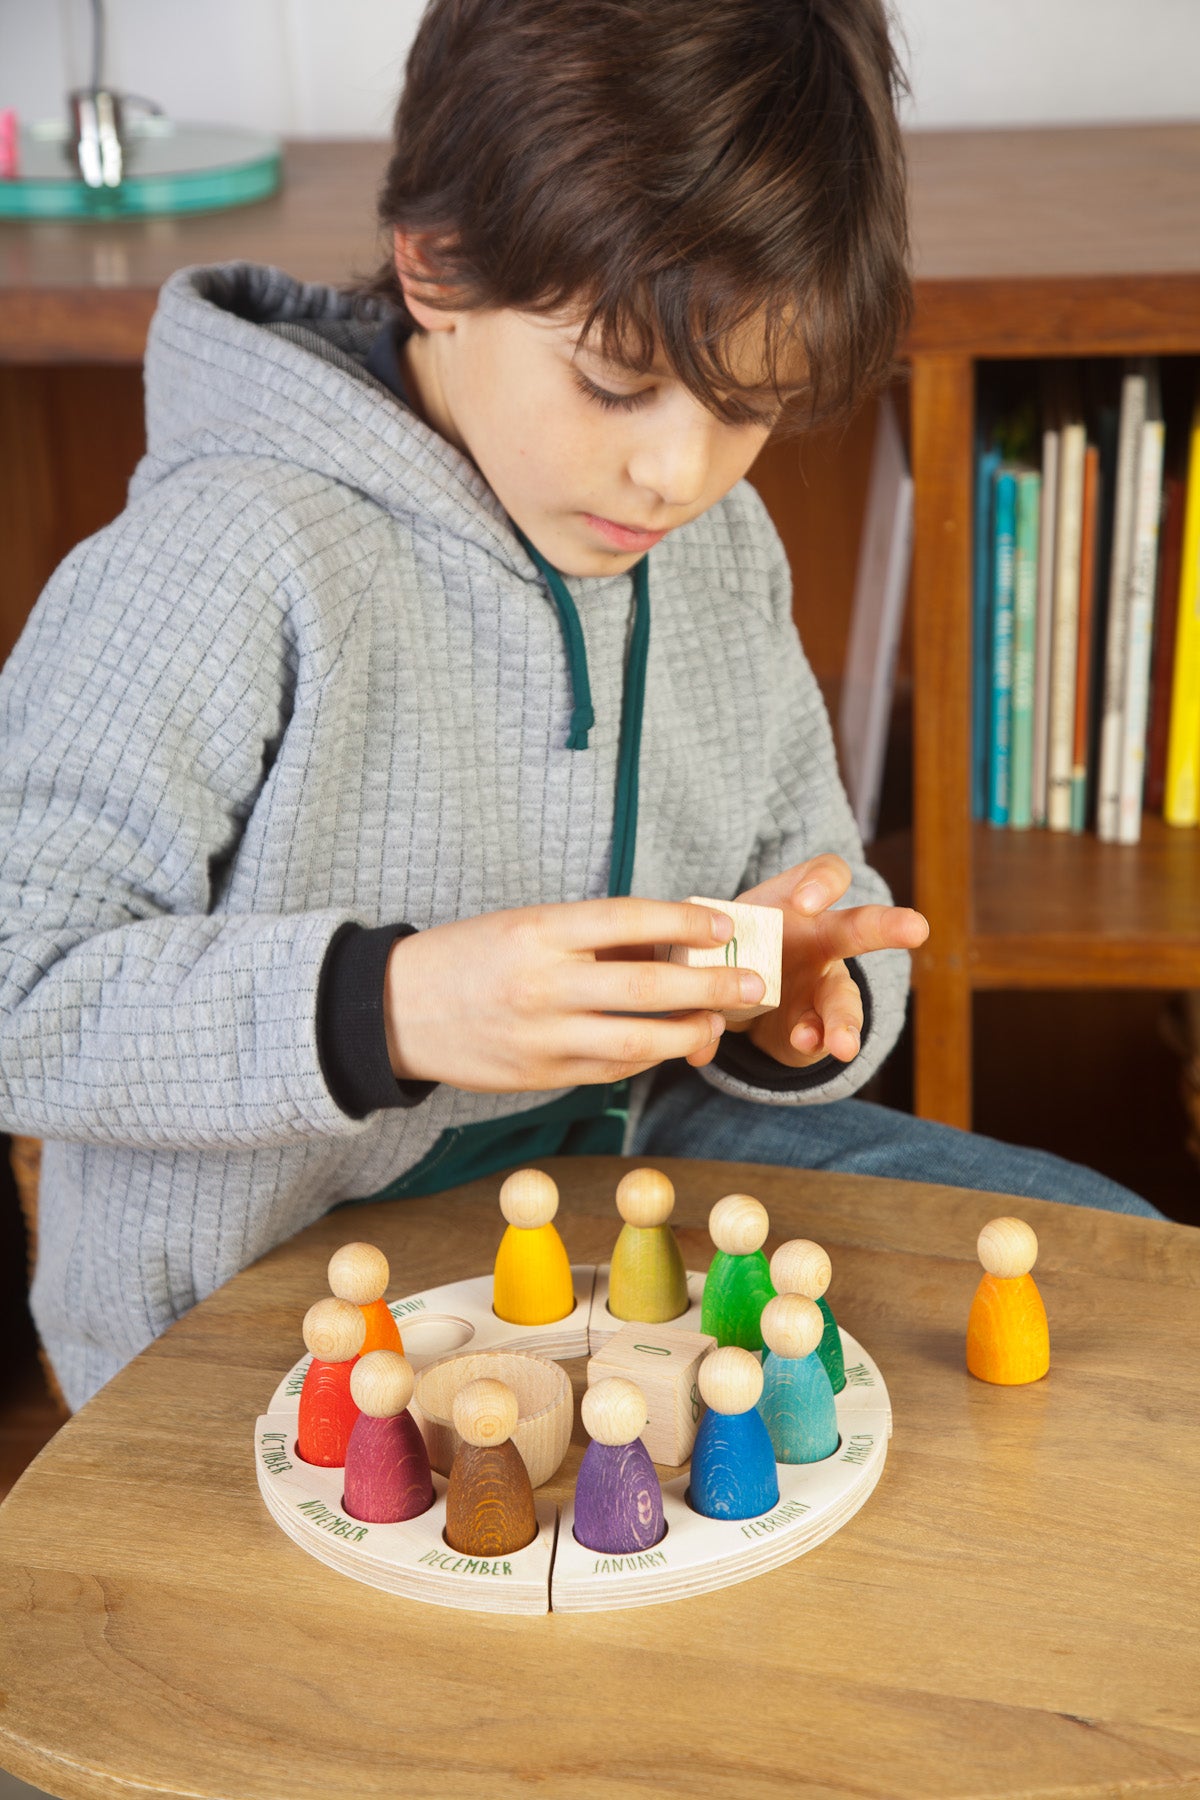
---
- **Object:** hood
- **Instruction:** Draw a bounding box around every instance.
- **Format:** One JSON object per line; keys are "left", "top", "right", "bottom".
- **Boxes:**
{"left": 135, "top": 260, "right": 565, "bottom": 588}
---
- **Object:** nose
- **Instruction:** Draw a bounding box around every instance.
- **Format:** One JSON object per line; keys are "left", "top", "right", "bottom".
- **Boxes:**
{"left": 626, "top": 405, "right": 714, "bottom": 511}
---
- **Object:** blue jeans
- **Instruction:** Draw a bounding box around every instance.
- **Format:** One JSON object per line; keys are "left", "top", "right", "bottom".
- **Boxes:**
{"left": 630, "top": 1064, "right": 1168, "bottom": 1219}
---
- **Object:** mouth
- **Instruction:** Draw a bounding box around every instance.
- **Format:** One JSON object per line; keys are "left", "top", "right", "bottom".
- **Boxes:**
{"left": 582, "top": 513, "right": 669, "bottom": 552}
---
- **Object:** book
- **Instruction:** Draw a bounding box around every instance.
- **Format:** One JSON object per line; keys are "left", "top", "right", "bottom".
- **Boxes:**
{"left": 1031, "top": 422, "right": 1059, "bottom": 827}
{"left": 1047, "top": 419, "right": 1087, "bottom": 830}
{"left": 1096, "top": 362, "right": 1153, "bottom": 840}
{"left": 973, "top": 439, "right": 1002, "bottom": 820}
{"left": 1085, "top": 399, "right": 1122, "bottom": 829}
{"left": 1164, "top": 395, "right": 1200, "bottom": 826}
{"left": 839, "top": 389, "right": 914, "bottom": 845}
{"left": 1008, "top": 469, "right": 1041, "bottom": 829}
{"left": 1145, "top": 475, "right": 1186, "bottom": 814}
{"left": 1070, "top": 446, "right": 1101, "bottom": 833}
{"left": 1115, "top": 383, "right": 1166, "bottom": 844}
{"left": 987, "top": 466, "right": 1018, "bottom": 826}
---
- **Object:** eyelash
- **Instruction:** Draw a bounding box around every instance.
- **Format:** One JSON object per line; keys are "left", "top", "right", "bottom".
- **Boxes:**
{"left": 571, "top": 367, "right": 777, "bottom": 429}
{"left": 572, "top": 369, "right": 650, "bottom": 412}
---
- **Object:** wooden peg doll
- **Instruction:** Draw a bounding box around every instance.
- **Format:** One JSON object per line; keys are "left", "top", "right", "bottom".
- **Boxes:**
{"left": 444, "top": 1379, "right": 538, "bottom": 1557}
{"left": 328, "top": 1241, "right": 404, "bottom": 1355}
{"left": 297, "top": 1297, "right": 365, "bottom": 1467}
{"left": 700, "top": 1193, "right": 776, "bottom": 1351}
{"left": 768, "top": 1237, "right": 845, "bottom": 1393}
{"left": 493, "top": 1168, "right": 575, "bottom": 1326}
{"left": 574, "top": 1378, "right": 665, "bottom": 1555}
{"left": 966, "top": 1217, "right": 1050, "bottom": 1384}
{"left": 757, "top": 1295, "right": 839, "bottom": 1464}
{"left": 342, "top": 1351, "right": 435, "bottom": 1524}
{"left": 689, "top": 1347, "right": 779, "bottom": 1522}
{"left": 608, "top": 1167, "right": 688, "bottom": 1324}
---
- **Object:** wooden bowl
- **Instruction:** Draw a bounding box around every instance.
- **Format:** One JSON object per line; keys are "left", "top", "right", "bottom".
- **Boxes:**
{"left": 412, "top": 1350, "right": 573, "bottom": 1489}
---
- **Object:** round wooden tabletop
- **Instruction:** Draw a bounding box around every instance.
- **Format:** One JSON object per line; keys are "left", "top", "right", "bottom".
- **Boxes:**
{"left": 0, "top": 1156, "right": 1197, "bottom": 1800}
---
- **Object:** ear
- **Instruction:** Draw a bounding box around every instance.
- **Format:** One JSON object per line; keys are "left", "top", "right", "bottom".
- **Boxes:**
{"left": 392, "top": 227, "right": 459, "bottom": 333}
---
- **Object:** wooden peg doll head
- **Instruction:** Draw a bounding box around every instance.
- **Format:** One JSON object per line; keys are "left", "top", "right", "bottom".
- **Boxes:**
{"left": 708, "top": 1193, "right": 769, "bottom": 1255}
{"left": 349, "top": 1349, "right": 415, "bottom": 1417}
{"left": 328, "top": 1241, "right": 390, "bottom": 1305}
{"left": 615, "top": 1168, "right": 676, "bottom": 1229}
{"left": 453, "top": 1377, "right": 520, "bottom": 1447}
{"left": 977, "top": 1217, "right": 1038, "bottom": 1279}
{"left": 760, "top": 1294, "right": 824, "bottom": 1361}
{"left": 769, "top": 1238, "right": 832, "bottom": 1300}
{"left": 582, "top": 1377, "right": 649, "bottom": 1447}
{"left": 499, "top": 1169, "right": 560, "bottom": 1229}
{"left": 302, "top": 1297, "right": 366, "bottom": 1363}
{"left": 698, "top": 1345, "right": 764, "bottom": 1414}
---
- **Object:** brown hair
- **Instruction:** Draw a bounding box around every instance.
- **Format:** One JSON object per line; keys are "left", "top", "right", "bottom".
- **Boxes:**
{"left": 345, "top": 0, "right": 912, "bottom": 434}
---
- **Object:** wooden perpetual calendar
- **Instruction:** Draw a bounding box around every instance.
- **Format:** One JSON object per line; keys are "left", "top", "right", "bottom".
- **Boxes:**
{"left": 254, "top": 1261, "right": 892, "bottom": 1614}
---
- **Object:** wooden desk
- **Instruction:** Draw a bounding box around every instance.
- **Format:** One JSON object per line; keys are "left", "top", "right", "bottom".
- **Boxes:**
{"left": 0, "top": 1156, "right": 1196, "bottom": 1800}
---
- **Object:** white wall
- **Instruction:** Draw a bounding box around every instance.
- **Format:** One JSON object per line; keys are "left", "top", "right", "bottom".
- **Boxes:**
{"left": 2, "top": 0, "right": 1198, "bottom": 137}
{"left": 893, "top": 0, "right": 1200, "bottom": 129}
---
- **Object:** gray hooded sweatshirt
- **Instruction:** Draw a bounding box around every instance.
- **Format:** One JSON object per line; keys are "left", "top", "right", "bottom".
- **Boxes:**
{"left": 0, "top": 262, "right": 908, "bottom": 1409}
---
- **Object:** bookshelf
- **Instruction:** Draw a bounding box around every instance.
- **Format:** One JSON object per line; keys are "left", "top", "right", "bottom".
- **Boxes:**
{"left": 906, "top": 123, "right": 1200, "bottom": 1127}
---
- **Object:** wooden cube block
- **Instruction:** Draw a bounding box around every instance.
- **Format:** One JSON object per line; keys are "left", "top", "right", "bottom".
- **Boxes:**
{"left": 654, "top": 895, "right": 783, "bottom": 1021}
{"left": 587, "top": 1322, "right": 716, "bottom": 1467}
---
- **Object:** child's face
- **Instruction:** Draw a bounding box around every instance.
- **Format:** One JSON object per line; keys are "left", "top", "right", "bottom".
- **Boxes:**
{"left": 400, "top": 282, "right": 791, "bottom": 576}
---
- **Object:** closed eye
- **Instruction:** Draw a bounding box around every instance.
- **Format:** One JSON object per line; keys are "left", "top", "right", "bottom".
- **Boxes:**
{"left": 571, "top": 368, "right": 653, "bottom": 412}
{"left": 572, "top": 364, "right": 779, "bottom": 430}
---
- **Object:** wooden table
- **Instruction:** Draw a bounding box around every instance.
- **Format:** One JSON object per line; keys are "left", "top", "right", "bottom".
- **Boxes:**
{"left": 0, "top": 1156, "right": 1196, "bottom": 1799}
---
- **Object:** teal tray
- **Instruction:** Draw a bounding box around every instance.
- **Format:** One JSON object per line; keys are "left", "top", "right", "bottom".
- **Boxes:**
{"left": 0, "top": 120, "right": 282, "bottom": 219}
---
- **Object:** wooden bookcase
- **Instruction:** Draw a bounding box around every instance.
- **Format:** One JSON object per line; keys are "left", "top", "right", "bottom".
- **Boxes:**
{"left": 905, "top": 123, "right": 1200, "bottom": 1127}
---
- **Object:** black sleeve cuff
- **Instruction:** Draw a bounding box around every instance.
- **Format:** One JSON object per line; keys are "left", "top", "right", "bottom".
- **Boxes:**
{"left": 711, "top": 957, "right": 873, "bottom": 1094}
{"left": 317, "top": 922, "right": 437, "bottom": 1118}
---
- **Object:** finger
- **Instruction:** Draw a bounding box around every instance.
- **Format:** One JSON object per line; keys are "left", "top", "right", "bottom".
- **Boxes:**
{"left": 787, "top": 854, "right": 854, "bottom": 916}
{"left": 789, "top": 1008, "right": 823, "bottom": 1055}
{"left": 811, "top": 962, "right": 864, "bottom": 1061}
{"left": 808, "top": 903, "right": 929, "bottom": 964}
{"left": 562, "top": 1009, "right": 726, "bottom": 1079}
{"left": 685, "top": 1036, "right": 723, "bottom": 1068}
{"left": 532, "top": 897, "right": 735, "bottom": 956}
{"left": 562, "top": 957, "right": 766, "bottom": 1018}
{"left": 735, "top": 854, "right": 850, "bottom": 913}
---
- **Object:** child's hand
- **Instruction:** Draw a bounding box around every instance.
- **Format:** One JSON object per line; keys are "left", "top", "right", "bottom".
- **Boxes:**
{"left": 382, "top": 899, "right": 753, "bottom": 1092}
{"left": 687, "top": 854, "right": 930, "bottom": 1072}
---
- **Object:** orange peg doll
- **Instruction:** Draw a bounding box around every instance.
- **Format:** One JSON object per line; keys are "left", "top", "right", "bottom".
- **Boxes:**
{"left": 966, "top": 1217, "right": 1050, "bottom": 1385}
{"left": 297, "top": 1297, "right": 366, "bottom": 1465}
{"left": 493, "top": 1168, "right": 575, "bottom": 1326}
{"left": 328, "top": 1240, "right": 403, "bottom": 1354}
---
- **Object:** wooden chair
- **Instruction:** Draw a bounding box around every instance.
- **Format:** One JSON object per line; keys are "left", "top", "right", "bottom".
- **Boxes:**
{"left": 9, "top": 1136, "right": 70, "bottom": 1415}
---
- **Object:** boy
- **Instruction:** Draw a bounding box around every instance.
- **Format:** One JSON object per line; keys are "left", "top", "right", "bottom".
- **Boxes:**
{"left": 0, "top": 0, "right": 1158, "bottom": 1411}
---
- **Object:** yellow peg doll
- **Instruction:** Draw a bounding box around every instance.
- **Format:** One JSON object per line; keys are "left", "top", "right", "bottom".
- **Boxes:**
{"left": 493, "top": 1168, "right": 575, "bottom": 1326}
{"left": 966, "top": 1216, "right": 1050, "bottom": 1385}
{"left": 608, "top": 1166, "right": 688, "bottom": 1323}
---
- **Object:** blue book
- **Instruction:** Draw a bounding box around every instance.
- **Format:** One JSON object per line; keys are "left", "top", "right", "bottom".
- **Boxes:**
{"left": 988, "top": 467, "right": 1018, "bottom": 826}
{"left": 973, "top": 443, "right": 1003, "bottom": 819}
